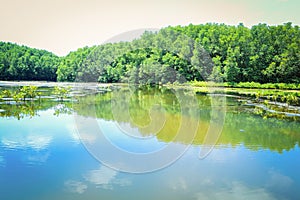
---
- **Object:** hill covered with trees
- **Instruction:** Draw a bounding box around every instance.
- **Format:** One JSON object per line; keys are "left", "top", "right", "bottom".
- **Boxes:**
{"left": 0, "top": 42, "right": 60, "bottom": 81}
{"left": 1, "top": 23, "right": 299, "bottom": 84}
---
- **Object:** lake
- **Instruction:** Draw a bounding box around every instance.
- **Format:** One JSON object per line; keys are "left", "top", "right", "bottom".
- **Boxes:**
{"left": 0, "top": 83, "right": 299, "bottom": 200}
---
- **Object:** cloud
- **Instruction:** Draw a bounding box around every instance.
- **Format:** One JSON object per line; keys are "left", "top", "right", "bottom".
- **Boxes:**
{"left": 1, "top": 134, "right": 52, "bottom": 150}
{"left": 66, "top": 122, "right": 100, "bottom": 145}
{"left": 26, "top": 151, "right": 50, "bottom": 164}
{"left": 169, "top": 177, "right": 188, "bottom": 191}
{"left": 195, "top": 181, "right": 276, "bottom": 200}
{"left": 266, "top": 170, "right": 293, "bottom": 191}
{"left": 84, "top": 165, "right": 117, "bottom": 189}
{"left": 0, "top": 133, "right": 52, "bottom": 165}
{"left": 64, "top": 180, "right": 87, "bottom": 194}
{"left": 84, "top": 165, "right": 131, "bottom": 190}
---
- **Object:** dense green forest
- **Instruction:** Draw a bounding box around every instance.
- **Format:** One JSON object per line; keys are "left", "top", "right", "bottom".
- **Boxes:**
{"left": 1, "top": 23, "right": 299, "bottom": 83}
{"left": 0, "top": 42, "right": 60, "bottom": 81}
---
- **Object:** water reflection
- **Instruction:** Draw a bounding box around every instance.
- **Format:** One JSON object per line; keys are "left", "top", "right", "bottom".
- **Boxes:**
{"left": 0, "top": 155, "right": 4, "bottom": 167}
{"left": 195, "top": 181, "right": 276, "bottom": 200}
{"left": 73, "top": 87, "right": 300, "bottom": 153}
{"left": 64, "top": 180, "right": 87, "bottom": 194}
{"left": 25, "top": 151, "right": 50, "bottom": 165}
{"left": 0, "top": 85, "right": 299, "bottom": 200}
{"left": 0, "top": 102, "right": 40, "bottom": 119}
{"left": 0, "top": 101, "right": 72, "bottom": 119}
{"left": 1, "top": 135, "right": 52, "bottom": 151}
{"left": 1, "top": 86, "right": 299, "bottom": 154}
{"left": 0, "top": 108, "right": 77, "bottom": 168}
{"left": 84, "top": 165, "right": 131, "bottom": 189}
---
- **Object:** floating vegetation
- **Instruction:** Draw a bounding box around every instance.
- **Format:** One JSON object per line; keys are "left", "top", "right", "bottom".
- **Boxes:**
{"left": 1, "top": 84, "right": 299, "bottom": 121}
{"left": 52, "top": 86, "right": 72, "bottom": 101}
{"left": 0, "top": 85, "right": 41, "bottom": 103}
{"left": 241, "top": 90, "right": 300, "bottom": 121}
{"left": 0, "top": 85, "right": 73, "bottom": 119}
{"left": 190, "top": 85, "right": 300, "bottom": 121}
{"left": 190, "top": 81, "right": 300, "bottom": 90}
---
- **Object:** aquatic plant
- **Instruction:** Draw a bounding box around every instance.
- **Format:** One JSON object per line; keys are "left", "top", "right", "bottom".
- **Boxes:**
{"left": 53, "top": 86, "right": 72, "bottom": 101}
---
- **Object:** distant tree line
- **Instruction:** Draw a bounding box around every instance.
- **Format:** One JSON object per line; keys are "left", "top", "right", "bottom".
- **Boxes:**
{"left": 1, "top": 22, "right": 299, "bottom": 83}
{"left": 0, "top": 42, "right": 60, "bottom": 81}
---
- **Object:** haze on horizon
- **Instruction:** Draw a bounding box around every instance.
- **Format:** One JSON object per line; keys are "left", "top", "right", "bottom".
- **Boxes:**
{"left": 0, "top": 0, "right": 299, "bottom": 56}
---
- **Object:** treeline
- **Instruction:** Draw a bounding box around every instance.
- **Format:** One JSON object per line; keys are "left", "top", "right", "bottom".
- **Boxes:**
{"left": 176, "top": 22, "right": 300, "bottom": 83}
{"left": 0, "top": 42, "right": 60, "bottom": 81}
{"left": 0, "top": 22, "right": 299, "bottom": 83}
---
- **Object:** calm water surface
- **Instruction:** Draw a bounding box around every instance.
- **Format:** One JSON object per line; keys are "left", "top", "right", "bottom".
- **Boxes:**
{"left": 0, "top": 85, "right": 299, "bottom": 200}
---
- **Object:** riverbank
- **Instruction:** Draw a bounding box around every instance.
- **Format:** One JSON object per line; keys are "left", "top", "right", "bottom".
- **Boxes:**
{"left": 1, "top": 81, "right": 300, "bottom": 121}
{"left": 189, "top": 81, "right": 300, "bottom": 90}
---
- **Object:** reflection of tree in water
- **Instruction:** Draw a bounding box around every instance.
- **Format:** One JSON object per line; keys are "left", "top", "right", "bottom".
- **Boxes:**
{"left": 0, "top": 102, "right": 39, "bottom": 120}
{"left": 1, "top": 86, "right": 299, "bottom": 153}
{"left": 53, "top": 104, "right": 73, "bottom": 116}
{"left": 0, "top": 88, "right": 73, "bottom": 120}
{"left": 74, "top": 87, "right": 300, "bottom": 153}
{"left": 0, "top": 100, "right": 73, "bottom": 120}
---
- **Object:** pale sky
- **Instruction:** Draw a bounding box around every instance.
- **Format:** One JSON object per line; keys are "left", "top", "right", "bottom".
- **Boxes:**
{"left": 0, "top": 0, "right": 299, "bottom": 56}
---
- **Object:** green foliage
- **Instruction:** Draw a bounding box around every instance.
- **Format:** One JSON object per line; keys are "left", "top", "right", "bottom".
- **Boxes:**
{"left": 0, "top": 42, "right": 60, "bottom": 81}
{"left": 1, "top": 23, "right": 299, "bottom": 84}
{"left": 1, "top": 90, "right": 12, "bottom": 98}
{"left": 53, "top": 86, "right": 71, "bottom": 101}
{"left": 73, "top": 87, "right": 300, "bottom": 152}
{"left": 56, "top": 46, "right": 95, "bottom": 82}
{"left": 59, "top": 22, "right": 299, "bottom": 84}
{"left": 20, "top": 86, "right": 38, "bottom": 99}
{"left": 190, "top": 81, "right": 299, "bottom": 90}
{"left": 1, "top": 86, "right": 39, "bottom": 102}
{"left": 286, "top": 93, "right": 298, "bottom": 106}
{"left": 0, "top": 86, "right": 73, "bottom": 119}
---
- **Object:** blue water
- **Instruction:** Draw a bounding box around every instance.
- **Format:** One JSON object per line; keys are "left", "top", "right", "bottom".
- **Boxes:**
{"left": 0, "top": 95, "right": 300, "bottom": 199}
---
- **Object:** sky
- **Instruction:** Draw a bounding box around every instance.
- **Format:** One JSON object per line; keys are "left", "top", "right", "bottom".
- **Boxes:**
{"left": 0, "top": 0, "right": 299, "bottom": 56}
